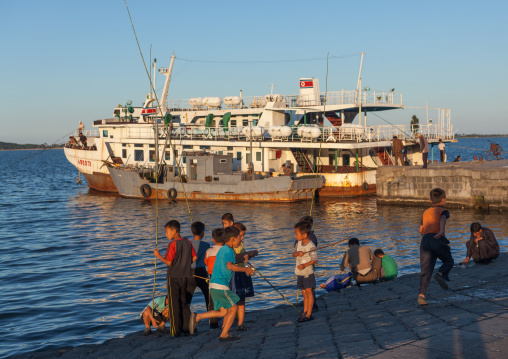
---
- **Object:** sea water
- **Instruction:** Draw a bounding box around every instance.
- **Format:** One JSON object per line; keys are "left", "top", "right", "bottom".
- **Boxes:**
{"left": 0, "top": 137, "right": 507, "bottom": 358}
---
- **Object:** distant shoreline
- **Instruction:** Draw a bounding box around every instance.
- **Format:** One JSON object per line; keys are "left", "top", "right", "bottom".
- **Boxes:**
{"left": 0, "top": 147, "right": 63, "bottom": 151}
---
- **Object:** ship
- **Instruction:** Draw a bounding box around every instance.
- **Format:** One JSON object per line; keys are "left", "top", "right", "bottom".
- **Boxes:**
{"left": 64, "top": 53, "right": 456, "bottom": 197}
{"left": 107, "top": 152, "right": 323, "bottom": 202}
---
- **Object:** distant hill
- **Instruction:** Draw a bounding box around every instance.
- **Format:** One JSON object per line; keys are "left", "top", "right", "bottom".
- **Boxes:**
{"left": 0, "top": 142, "right": 62, "bottom": 150}
{"left": 458, "top": 134, "right": 508, "bottom": 138}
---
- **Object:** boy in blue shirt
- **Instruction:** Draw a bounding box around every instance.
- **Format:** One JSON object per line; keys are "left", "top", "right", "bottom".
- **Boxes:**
{"left": 189, "top": 226, "right": 254, "bottom": 342}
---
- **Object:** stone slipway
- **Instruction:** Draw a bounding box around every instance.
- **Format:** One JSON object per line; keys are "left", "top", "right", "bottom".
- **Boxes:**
{"left": 13, "top": 254, "right": 508, "bottom": 359}
{"left": 376, "top": 159, "right": 508, "bottom": 211}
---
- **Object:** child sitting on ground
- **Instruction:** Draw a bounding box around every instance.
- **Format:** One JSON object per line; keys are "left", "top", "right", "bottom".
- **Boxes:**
{"left": 140, "top": 295, "right": 169, "bottom": 335}
{"left": 418, "top": 188, "right": 454, "bottom": 306}
{"left": 374, "top": 249, "right": 398, "bottom": 281}
{"left": 231, "top": 222, "right": 259, "bottom": 331}
{"left": 293, "top": 221, "right": 318, "bottom": 322}
{"left": 189, "top": 226, "right": 255, "bottom": 342}
{"left": 204, "top": 228, "right": 225, "bottom": 329}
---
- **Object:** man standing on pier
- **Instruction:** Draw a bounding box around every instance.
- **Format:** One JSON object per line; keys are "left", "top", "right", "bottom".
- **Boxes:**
{"left": 418, "top": 134, "right": 429, "bottom": 169}
{"left": 438, "top": 139, "right": 446, "bottom": 162}
{"left": 392, "top": 135, "right": 404, "bottom": 166}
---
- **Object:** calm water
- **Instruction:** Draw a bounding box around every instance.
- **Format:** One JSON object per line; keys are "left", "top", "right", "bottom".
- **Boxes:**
{"left": 0, "top": 137, "right": 507, "bottom": 358}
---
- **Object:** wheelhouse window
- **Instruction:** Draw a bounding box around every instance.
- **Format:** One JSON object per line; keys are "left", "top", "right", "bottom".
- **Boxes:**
{"left": 134, "top": 150, "right": 144, "bottom": 161}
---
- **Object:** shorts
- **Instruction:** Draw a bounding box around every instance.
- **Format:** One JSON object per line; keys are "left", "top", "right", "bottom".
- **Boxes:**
{"left": 210, "top": 288, "right": 240, "bottom": 310}
{"left": 231, "top": 271, "right": 254, "bottom": 301}
{"left": 297, "top": 273, "right": 316, "bottom": 290}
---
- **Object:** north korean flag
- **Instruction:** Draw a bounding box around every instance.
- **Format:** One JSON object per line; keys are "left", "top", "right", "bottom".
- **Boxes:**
{"left": 300, "top": 80, "right": 313, "bottom": 88}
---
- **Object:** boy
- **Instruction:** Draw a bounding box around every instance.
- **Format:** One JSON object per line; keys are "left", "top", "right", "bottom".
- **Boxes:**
{"left": 222, "top": 213, "right": 234, "bottom": 228}
{"left": 154, "top": 220, "right": 197, "bottom": 336}
{"left": 204, "top": 228, "right": 225, "bottom": 329}
{"left": 418, "top": 188, "right": 454, "bottom": 306}
{"left": 374, "top": 249, "right": 398, "bottom": 281}
{"left": 187, "top": 222, "right": 211, "bottom": 311}
{"left": 293, "top": 221, "right": 318, "bottom": 322}
{"left": 140, "top": 295, "right": 169, "bottom": 335}
{"left": 189, "top": 226, "right": 255, "bottom": 342}
{"left": 231, "top": 222, "right": 258, "bottom": 331}
{"left": 298, "top": 216, "right": 318, "bottom": 311}
{"left": 340, "top": 238, "right": 381, "bottom": 284}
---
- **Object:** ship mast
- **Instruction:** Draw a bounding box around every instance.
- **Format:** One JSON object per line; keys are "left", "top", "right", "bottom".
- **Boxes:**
{"left": 159, "top": 52, "right": 176, "bottom": 115}
{"left": 356, "top": 52, "right": 365, "bottom": 126}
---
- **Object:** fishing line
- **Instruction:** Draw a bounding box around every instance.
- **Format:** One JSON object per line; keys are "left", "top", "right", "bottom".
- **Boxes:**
{"left": 13, "top": 129, "right": 76, "bottom": 164}
{"left": 369, "top": 111, "right": 412, "bottom": 138}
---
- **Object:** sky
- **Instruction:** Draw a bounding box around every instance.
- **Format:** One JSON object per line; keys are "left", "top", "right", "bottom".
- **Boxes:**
{"left": 1, "top": 0, "right": 507, "bottom": 144}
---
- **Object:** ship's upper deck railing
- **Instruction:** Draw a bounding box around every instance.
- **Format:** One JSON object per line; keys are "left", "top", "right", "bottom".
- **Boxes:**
{"left": 122, "top": 123, "right": 454, "bottom": 144}
{"left": 165, "top": 90, "right": 402, "bottom": 111}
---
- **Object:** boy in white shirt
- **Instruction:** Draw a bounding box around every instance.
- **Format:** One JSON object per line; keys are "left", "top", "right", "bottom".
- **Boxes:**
{"left": 292, "top": 221, "right": 318, "bottom": 322}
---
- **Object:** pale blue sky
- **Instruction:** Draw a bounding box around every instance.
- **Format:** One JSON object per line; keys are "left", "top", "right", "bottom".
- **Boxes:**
{"left": 1, "top": 0, "right": 507, "bottom": 143}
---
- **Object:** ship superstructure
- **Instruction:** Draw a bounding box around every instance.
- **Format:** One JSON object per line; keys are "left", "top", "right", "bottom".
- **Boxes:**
{"left": 64, "top": 53, "right": 455, "bottom": 196}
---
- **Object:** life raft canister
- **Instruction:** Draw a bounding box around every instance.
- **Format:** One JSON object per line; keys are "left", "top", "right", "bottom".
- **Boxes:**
{"left": 140, "top": 184, "right": 152, "bottom": 198}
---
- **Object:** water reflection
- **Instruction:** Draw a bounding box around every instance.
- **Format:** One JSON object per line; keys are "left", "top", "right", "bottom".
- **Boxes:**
{"left": 0, "top": 149, "right": 507, "bottom": 358}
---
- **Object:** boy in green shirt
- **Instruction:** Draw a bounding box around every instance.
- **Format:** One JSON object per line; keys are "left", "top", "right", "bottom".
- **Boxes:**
{"left": 374, "top": 249, "right": 398, "bottom": 281}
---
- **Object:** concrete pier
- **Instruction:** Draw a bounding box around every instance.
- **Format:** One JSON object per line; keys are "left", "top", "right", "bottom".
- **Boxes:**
{"left": 376, "top": 159, "right": 508, "bottom": 211}
{"left": 12, "top": 254, "right": 508, "bottom": 359}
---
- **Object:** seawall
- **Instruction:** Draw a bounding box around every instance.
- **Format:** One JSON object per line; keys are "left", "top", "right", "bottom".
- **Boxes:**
{"left": 376, "top": 159, "right": 508, "bottom": 211}
{"left": 11, "top": 253, "right": 508, "bottom": 359}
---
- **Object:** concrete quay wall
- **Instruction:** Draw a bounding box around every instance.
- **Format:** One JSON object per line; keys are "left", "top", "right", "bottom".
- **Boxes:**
{"left": 376, "top": 159, "right": 508, "bottom": 211}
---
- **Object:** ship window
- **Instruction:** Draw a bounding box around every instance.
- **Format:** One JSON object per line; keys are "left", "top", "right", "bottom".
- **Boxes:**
{"left": 183, "top": 145, "right": 192, "bottom": 149}
{"left": 122, "top": 149, "right": 127, "bottom": 158}
{"left": 134, "top": 150, "right": 144, "bottom": 161}
{"left": 214, "top": 177, "right": 219, "bottom": 181}
{"left": 220, "top": 159, "right": 227, "bottom": 163}
{"left": 256, "top": 152, "right": 261, "bottom": 161}
{"left": 122, "top": 143, "right": 127, "bottom": 147}
{"left": 219, "top": 151, "right": 223, "bottom": 155}
{"left": 149, "top": 144, "right": 155, "bottom": 148}
{"left": 103, "top": 130, "right": 108, "bottom": 137}
{"left": 200, "top": 146, "right": 210, "bottom": 150}
{"left": 134, "top": 144, "right": 143, "bottom": 148}
{"left": 242, "top": 119, "right": 249, "bottom": 126}
{"left": 231, "top": 120, "right": 237, "bottom": 127}
{"left": 227, "top": 146, "right": 233, "bottom": 150}
{"left": 237, "top": 152, "right": 242, "bottom": 160}
{"left": 342, "top": 154, "right": 350, "bottom": 166}
{"left": 165, "top": 151, "right": 171, "bottom": 160}
{"left": 149, "top": 150, "right": 155, "bottom": 162}
{"left": 183, "top": 157, "right": 187, "bottom": 164}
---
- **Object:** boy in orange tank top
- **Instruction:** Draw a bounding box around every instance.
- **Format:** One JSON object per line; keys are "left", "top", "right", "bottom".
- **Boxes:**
{"left": 418, "top": 188, "right": 454, "bottom": 306}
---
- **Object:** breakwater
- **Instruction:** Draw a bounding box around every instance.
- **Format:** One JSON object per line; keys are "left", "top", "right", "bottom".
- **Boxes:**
{"left": 376, "top": 159, "right": 508, "bottom": 211}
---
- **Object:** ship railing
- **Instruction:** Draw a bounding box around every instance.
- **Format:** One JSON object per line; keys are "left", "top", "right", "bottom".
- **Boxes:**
{"left": 164, "top": 89, "right": 403, "bottom": 110}
{"left": 124, "top": 123, "right": 454, "bottom": 143}
{"left": 72, "top": 130, "right": 99, "bottom": 137}
{"left": 417, "top": 124, "right": 456, "bottom": 142}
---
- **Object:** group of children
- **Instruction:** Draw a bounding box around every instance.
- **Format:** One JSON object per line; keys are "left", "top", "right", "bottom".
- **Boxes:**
{"left": 141, "top": 186, "right": 478, "bottom": 341}
{"left": 142, "top": 213, "right": 258, "bottom": 342}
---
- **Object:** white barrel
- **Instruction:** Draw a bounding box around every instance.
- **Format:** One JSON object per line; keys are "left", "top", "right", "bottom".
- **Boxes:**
{"left": 224, "top": 96, "right": 241, "bottom": 105}
{"left": 298, "top": 126, "right": 321, "bottom": 138}
{"left": 189, "top": 97, "right": 203, "bottom": 106}
{"left": 242, "top": 126, "right": 263, "bottom": 137}
{"left": 280, "top": 125, "right": 292, "bottom": 137}
{"left": 203, "top": 97, "right": 222, "bottom": 108}
{"left": 268, "top": 126, "right": 281, "bottom": 137}
{"left": 251, "top": 98, "right": 267, "bottom": 108}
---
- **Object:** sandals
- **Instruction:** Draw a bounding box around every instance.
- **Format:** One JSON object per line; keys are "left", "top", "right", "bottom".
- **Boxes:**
{"left": 298, "top": 316, "right": 314, "bottom": 322}
{"left": 433, "top": 274, "right": 449, "bottom": 290}
{"left": 219, "top": 333, "right": 240, "bottom": 342}
{"left": 417, "top": 296, "right": 428, "bottom": 306}
{"left": 143, "top": 328, "right": 152, "bottom": 336}
{"left": 156, "top": 326, "right": 168, "bottom": 333}
{"left": 237, "top": 324, "right": 249, "bottom": 331}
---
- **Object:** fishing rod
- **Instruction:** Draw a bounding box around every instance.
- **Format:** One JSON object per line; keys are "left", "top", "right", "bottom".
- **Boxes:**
{"left": 246, "top": 261, "right": 299, "bottom": 312}
{"left": 301, "top": 237, "right": 350, "bottom": 255}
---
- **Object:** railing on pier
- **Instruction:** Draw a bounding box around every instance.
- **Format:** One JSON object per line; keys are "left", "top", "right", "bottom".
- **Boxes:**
{"left": 124, "top": 123, "right": 454, "bottom": 144}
